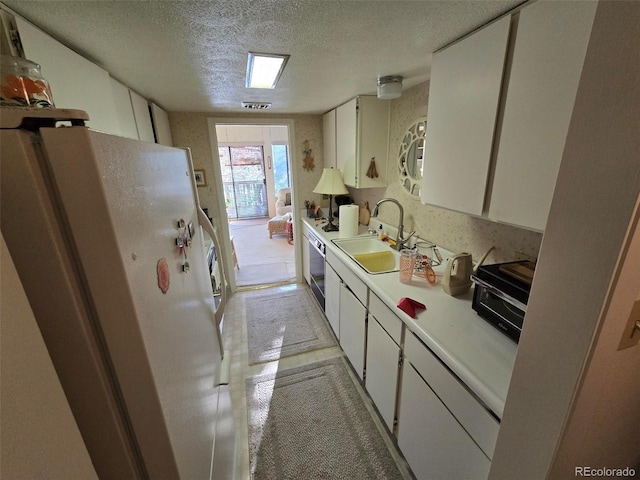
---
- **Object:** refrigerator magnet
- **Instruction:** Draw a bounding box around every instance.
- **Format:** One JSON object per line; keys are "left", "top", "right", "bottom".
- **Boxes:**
{"left": 157, "top": 257, "right": 170, "bottom": 294}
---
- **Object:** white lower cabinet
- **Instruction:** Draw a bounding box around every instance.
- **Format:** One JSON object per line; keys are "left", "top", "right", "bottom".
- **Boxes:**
{"left": 324, "top": 262, "right": 340, "bottom": 338}
{"left": 326, "top": 249, "right": 369, "bottom": 367}
{"left": 398, "top": 332, "right": 498, "bottom": 480}
{"left": 338, "top": 283, "right": 366, "bottom": 380}
{"left": 365, "top": 315, "right": 400, "bottom": 431}
{"left": 398, "top": 364, "right": 491, "bottom": 480}
{"left": 322, "top": 241, "right": 499, "bottom": 480}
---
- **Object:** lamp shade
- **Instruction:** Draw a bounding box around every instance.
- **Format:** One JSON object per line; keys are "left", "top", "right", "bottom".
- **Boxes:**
{"left": 313, "top": 168, "right": 349, "bottom": 195}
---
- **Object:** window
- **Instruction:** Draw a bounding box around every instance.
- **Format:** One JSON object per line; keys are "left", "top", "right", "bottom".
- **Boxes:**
{"left": 272, "top": 144, "right": 290, "bottom": 193}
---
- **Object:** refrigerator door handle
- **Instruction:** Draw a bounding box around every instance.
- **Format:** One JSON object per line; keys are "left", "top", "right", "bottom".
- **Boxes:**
{"left": 197, "top": 207, "right": 227, "bottom": 353}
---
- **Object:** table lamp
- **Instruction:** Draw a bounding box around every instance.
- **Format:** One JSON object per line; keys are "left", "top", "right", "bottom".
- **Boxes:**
{"left": 313, "top": 168, "right": 348, "bottom": 232}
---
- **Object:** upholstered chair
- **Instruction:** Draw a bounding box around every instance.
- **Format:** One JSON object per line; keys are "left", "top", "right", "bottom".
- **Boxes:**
{"left": 275, "top": 187, "right": 292, "bottom": 216}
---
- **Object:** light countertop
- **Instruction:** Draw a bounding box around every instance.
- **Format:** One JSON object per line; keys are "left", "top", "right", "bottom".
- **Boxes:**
{"left": 300, "top": 213, "right": 518, "bottom": 419}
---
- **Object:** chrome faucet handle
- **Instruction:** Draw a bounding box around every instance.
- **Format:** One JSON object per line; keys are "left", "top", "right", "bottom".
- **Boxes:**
{"left": 398, "top": 230, "right": 416, "bottom": 247}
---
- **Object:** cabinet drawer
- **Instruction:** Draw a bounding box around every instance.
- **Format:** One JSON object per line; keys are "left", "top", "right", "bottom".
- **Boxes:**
{"left": 326, "top": 249, "right": 367, "bottom": 306}
{"left": 369, "top": 293, "right": 402, "bottom": 345}
{"left": 404, "top": 332, "right": 499, "bottom": 459}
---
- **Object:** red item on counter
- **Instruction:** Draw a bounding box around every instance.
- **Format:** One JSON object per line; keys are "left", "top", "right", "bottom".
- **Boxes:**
{"left": 397, "top": 297, "right": 426, "bottom": 318}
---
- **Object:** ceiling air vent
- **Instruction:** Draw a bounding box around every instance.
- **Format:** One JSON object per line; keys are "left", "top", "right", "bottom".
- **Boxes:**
{"left": 241, "top": 101, "right": 272, "bottom": 110}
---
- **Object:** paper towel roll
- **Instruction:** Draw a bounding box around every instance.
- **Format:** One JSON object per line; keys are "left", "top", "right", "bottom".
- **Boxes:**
{"left": 339, "top": 205, "right": 359, "bottom": 238}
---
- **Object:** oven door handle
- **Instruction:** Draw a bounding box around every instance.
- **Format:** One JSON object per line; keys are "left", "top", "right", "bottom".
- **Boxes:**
{"left": 470, "top": 275, "right": 528, "bottom": 313}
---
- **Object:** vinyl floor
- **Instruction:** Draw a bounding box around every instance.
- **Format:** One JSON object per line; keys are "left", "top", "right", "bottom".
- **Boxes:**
{"left": 222, "top": 283, "right": 413, "bottom": 480}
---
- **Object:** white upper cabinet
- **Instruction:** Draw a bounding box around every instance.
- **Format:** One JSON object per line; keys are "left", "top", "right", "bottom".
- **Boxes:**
{"left": 15, "top": 13, "right": 172, "bottom": 146}
{"left": 421, "top": 1, "right": 598, "bottom": 232}
{"left": 109, "top": 77, "right": 139, "bottom": 140}
{"left": 336, "top": 99, "right": 357, "bottom": 184}
{"left": 336, "top": 96, "right": 389, "bottom": 189}
{"left": 323, "top": 109, "right": 337, "bottom": 169}
{"left": 129, "top": 90, "right": 155, "bottom": 143}
{"left": 150, "top": 103, "right": 174, "bottom": 147}
{"left": 17, "top": 17, "right": 120, "bottom": 135}
{"left": 487, "top": 0, "right": 597, "bottom": 231}
{"left": 421, "top": 16, "right": 511, "bottom": 215}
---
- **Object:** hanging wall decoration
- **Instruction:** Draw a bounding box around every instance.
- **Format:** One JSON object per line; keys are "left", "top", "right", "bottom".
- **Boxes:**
{"left": 302, "top": 140, "right": 315, "bottom": 171}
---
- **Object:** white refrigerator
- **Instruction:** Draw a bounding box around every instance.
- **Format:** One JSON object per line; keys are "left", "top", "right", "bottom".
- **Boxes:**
{"left": 1, "top": 107, "right": 235, "bottom": 479}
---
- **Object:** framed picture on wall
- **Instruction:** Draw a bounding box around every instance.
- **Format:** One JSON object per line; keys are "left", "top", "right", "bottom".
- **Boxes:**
{"left": 194, "top": 169, "right": 207, "bottom": 186}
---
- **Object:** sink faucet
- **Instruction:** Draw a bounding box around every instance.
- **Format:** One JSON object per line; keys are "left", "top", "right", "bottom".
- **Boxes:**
{"left": 371, "top": 198, "right": 415, "bottom": 251}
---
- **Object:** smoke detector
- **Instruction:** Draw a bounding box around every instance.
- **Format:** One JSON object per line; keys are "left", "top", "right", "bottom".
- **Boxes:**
{"left": 241, "top": 102, "right": 272, "bottom": 110}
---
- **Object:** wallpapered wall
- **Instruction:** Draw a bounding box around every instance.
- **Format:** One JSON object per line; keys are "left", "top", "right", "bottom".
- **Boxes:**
{"left": 348, "top": 82, "right": 543, "bottom": 263}
{"left": 169, "top": 82, "right": 542, "bottom": 264}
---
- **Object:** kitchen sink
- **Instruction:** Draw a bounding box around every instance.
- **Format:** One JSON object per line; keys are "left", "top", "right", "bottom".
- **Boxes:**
{"left": 332, "top": 236, "right": 400, "bottom": 274}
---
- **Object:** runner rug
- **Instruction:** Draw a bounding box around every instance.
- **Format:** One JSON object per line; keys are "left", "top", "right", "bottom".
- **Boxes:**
{"left": 245, "top": 288, "right": 336, "bottom": 365}
{"left": 245, "top": 357, "right": 405, "bottom": 479}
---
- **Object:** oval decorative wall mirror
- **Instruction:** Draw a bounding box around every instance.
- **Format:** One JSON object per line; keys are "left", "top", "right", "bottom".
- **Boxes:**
{"left": 398, "top": 117, "right": 426, "bottom": 196}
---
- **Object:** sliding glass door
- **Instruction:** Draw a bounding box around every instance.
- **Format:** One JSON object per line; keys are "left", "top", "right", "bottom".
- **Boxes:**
{"left": 219, "top": 146, "right": 268, "bottom": 219}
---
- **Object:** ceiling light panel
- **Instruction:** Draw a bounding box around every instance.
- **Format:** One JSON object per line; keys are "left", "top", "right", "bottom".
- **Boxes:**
{"left": 246, "top": 52, "right": 290, "bottom": 89}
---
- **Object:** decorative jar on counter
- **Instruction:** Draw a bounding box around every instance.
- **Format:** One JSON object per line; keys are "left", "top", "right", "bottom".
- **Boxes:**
{"left": 1, "top": 55, "right": 54, "bottom": 108}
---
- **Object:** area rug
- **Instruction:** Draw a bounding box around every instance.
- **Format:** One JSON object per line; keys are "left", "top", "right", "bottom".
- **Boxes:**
{"left": 246, "top": 357, "right": 405, "bottom": 479}
{"left": 245, "top": 288, "right": 336, "bottom": 365}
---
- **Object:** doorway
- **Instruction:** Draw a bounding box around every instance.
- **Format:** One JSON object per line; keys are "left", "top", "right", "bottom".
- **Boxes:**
{"left": 228, "top": 217, "right": 295, "bottom": 287}
{"left": 208, "top": 119, "right": 299, "bottom": 292}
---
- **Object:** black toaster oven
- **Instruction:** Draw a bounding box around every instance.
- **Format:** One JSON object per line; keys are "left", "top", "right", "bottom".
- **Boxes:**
{"left": 470, "top": 261, "right": 533, "bottom": 343}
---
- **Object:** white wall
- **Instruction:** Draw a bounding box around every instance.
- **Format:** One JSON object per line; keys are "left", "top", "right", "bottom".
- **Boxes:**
{"left": 490, "top": 1, "right": 640, "bottom": 477}
{"left": 551, "top": 202, "right": 640, "bottom": 476}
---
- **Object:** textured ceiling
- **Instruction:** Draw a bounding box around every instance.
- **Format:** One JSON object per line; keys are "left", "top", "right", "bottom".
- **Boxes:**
{"left": 3, "top": 0, "right": 523, "bottom": 114}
